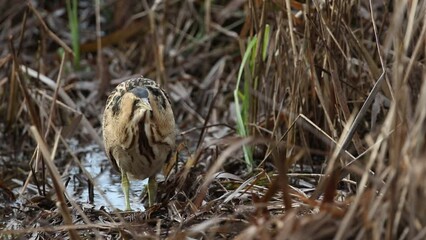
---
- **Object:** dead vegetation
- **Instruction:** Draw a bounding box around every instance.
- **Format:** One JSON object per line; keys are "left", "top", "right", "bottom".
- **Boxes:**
{"left": 0, "top": 0, "right": 425, "bottom": 239}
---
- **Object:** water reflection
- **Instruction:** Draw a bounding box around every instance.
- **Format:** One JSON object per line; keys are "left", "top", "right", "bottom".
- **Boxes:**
{"left": 68, "top": 145, "right": 147, "bottom": 211}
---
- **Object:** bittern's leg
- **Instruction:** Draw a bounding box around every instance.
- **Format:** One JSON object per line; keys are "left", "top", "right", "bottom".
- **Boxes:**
{"left": 121, "top": 169, "right": 131, "bottom": 211}
{"left": 147, "top": 176, "right": 157, "bottom": 207}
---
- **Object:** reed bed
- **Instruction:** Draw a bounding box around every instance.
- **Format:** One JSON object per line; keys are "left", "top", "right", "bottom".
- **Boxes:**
{"left": 0, "top": 0, "right": 425, "bottom": 239}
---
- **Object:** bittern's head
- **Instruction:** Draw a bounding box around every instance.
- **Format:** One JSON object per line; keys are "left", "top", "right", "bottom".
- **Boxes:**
{"left": 119, "top": 86, "right": 152, "bottom": 126}
{"left": 129, "top": 87, "right": 152, "bottom": 111}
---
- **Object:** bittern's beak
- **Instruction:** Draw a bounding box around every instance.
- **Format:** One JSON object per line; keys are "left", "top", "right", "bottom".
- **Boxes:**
{"left": 130, "top": 87, "right": 152, "bottom": 111}
{"left": 138, "top": 97, "right": 152, "bottom": 111}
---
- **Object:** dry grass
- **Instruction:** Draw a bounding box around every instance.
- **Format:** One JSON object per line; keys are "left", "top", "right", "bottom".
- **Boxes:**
{"left": 0, "top": 0, "right": 425, "bottom": 239}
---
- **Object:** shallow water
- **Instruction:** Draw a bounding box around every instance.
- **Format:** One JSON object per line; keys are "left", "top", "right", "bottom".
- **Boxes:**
{"left": 67, "top": 145, "right": 147, "bottom": 212}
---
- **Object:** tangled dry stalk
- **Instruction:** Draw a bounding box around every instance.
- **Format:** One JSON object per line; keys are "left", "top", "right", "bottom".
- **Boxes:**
{"left": 0, "top": 0, "right": 425, "bottom": 239}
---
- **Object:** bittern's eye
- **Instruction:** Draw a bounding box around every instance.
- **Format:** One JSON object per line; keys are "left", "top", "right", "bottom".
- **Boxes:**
{"left": 130, "top": 87, "right": 149, "bottom": 99}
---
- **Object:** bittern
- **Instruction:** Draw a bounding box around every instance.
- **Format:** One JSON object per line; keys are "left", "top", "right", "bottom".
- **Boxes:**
{"left": 102, "top": 77, "right": 176, "bottom": 210}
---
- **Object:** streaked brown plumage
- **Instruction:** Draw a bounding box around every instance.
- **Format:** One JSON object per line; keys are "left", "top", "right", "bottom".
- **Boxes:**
{"left": 102, "top": 77, "right": 176, "bottom": 210}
